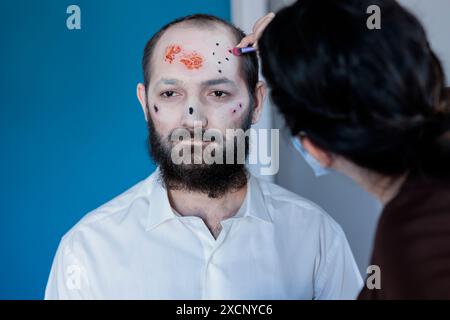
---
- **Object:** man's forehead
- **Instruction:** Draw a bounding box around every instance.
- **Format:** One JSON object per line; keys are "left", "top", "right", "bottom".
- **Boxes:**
{"left": 157, "top": 23, "right": 235, "bottom": 50}
{"left": 149, "top": 24, "right": 242, "bottom": 84}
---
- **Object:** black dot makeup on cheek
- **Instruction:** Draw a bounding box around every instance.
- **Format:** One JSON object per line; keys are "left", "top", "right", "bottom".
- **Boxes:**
{"left": 225, "top": 57, "right": 229, "bottom": 61}
{"left": 216, "top": 43, "right": 219, "bottom": 46}
{"left": 213, "top": 52, "right": 215, "bottom": 55}
{"left": 218, "top": 61, "right": 221, "bottom": 64}
{"left": 218, "top": 69, "right": 222, "bottom": 73}
{"left": 189, "top": 107, "right": 193, "bottom": 115}
{"left": 239, "top": 103, "right": 242, "bottom": 108}
{"left": 153, "top": 105, "right": 159, "bottom": 112}
{"left": 228, "top": 49, "right": 232, "bottom": 54}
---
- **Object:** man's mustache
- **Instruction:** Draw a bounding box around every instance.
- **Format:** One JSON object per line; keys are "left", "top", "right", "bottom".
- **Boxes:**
{"left": 167, "top": 127, "right": 222, "bottom": 143}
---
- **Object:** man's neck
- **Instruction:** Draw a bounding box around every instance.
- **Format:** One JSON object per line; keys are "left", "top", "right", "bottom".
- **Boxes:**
{"left": 167, "top": 184, "right": 248, "bottom": 239}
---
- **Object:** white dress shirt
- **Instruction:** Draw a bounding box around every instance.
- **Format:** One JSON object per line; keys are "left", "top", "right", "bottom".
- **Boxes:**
{"left": 45, "top": 168, "right": 363, "bottom": 299}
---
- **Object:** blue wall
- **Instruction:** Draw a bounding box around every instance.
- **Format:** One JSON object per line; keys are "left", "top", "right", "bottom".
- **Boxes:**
{"left": 0, "top": 0, "right": 230, "bottom": 299}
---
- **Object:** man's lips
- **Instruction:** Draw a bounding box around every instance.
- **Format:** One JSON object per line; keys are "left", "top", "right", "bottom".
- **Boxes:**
{"left": 175, "top": 139, "right": 216, "bottom": 145}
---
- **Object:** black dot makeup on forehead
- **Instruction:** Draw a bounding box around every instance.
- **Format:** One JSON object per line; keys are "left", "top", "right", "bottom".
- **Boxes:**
{"left": 216, "top": 43, "right": 219, "bottom": 46}
{"left": 239, "top": 103, "right": 242, "bottom": 108}
{"left": 218, "top": 61, "right": 221, "bottom": 64}
{"left": 212, "top": 52, "right": 215, "bottom": 55}
{"left": 218, "top": 69, "right": 222, "bottom": 73}
{"left": 189, "top": 107, "right": 193, "bottom": 114}
{"left": 153, "top": 105, "right": 159, "bottom": 112}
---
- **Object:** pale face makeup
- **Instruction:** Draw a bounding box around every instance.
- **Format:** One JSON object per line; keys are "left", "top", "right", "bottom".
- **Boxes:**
{"left": 144, "top": 24, "right": 252, "bottom": 144}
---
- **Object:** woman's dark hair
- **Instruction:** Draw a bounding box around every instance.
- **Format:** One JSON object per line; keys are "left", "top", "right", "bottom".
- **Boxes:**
{"left": 259, "top": 0, "right": 450, "bottom": 178}
{"left": 142, "top": 14, "right": 259, "bottom": 106}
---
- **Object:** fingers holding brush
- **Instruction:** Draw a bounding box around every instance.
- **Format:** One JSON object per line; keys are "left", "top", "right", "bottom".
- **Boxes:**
{"left": 235, "top": 12, "right": 275, "bottom": 52}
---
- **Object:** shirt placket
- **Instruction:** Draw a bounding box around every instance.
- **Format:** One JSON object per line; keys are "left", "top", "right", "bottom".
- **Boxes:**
{"left": 182, "top": 217, "right": 234, "bottom": 299}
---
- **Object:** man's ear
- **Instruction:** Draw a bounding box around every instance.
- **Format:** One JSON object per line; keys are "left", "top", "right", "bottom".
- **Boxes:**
{"left": 301, "top": 136, "right": 334, "bottom": 168}
{"left": 136, "top": 83, "right": 148, "bottom": 122}
{"left": 251, "top": 81, "right": 266, "bottom": 124}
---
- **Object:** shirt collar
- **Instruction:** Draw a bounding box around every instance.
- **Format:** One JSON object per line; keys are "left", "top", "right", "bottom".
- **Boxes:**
{"left": 244, "top": 175, "right": 273, "bottom": 224}
{"left": 145, "top": 168, "right": 178, "bottom": 231}
{"left": 144, "top": 168, "right": 272, "bottom": 231}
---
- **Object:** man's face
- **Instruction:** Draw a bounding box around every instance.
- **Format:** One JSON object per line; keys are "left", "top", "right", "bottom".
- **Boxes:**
{"left": 137, "top": 23, "right": 262, "bottom": 198}
{"left": 146, "top": 24, "right": 253, "bottom": 144}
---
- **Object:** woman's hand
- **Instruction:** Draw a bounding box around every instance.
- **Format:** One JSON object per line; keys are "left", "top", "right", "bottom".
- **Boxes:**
{"left": 236, "top": 12, "right": 275, "bottom": 49}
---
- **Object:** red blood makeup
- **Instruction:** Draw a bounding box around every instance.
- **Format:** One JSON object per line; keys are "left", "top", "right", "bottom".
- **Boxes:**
{"left": 179, "top": 52, "right": 203, "bottom": 70}
{"left": 164, "top": 44, "right": 203, "bottom": 70}
{"left": 164, "top": 45, "right": 181, "bottom": 64}
{"left": 164, "top": 43, "right": 233, "bottom": 73}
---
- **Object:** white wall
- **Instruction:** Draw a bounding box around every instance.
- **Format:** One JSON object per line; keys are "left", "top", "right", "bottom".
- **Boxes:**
{"left": 231, "top": 0, "right": 275, "bottom": 182}
{"left": 398, "top": 0, "right": 450, "bottom": 84}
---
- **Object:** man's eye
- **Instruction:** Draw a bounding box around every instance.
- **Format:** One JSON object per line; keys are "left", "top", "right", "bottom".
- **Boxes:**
{"left": 211, "top": 91, "right": 228, "bottom": 98}
{"left": 161, "top": 91, "right": 177, "bottom": 98}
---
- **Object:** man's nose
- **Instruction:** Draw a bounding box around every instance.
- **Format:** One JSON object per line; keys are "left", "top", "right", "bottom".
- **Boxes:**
{"left": 181, "top": 103, "right": 208, "bottom": 128}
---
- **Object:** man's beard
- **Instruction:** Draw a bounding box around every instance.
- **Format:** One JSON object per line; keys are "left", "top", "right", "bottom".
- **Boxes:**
{"left": 146, "top": 105, "right": 253, "bottom": 198}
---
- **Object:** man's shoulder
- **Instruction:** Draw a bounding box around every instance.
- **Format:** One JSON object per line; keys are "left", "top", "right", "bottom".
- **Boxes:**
{"left": 59, "top": 172, "right": 156, "bottom": 245}
{"left": 254, "top": 176, "right": 343, "bottom": 234}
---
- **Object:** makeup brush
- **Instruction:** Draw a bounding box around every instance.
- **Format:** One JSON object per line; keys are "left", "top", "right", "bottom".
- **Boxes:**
{"left": 232, "top": 46, "right": 257, "bottom": 56}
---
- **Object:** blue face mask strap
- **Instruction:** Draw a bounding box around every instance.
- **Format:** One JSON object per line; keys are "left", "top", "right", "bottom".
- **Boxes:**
{"left": 291, "top": 136, "right": 330, "bottom": 177}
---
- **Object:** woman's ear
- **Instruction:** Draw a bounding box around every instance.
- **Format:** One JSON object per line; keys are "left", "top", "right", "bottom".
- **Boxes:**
{"left": 302, "top": 136, "right": 334, "bottom": 168}
{"left": 136, "top": 83, "right": 148, "bottom": 122}
{"left": 251, "top": 81, "right": 266, "bottom": 124}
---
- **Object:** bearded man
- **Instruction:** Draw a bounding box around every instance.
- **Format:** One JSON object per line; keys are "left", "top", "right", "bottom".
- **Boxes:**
{"left": 45, "top": 14, "right": 362, "bottom": 300}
